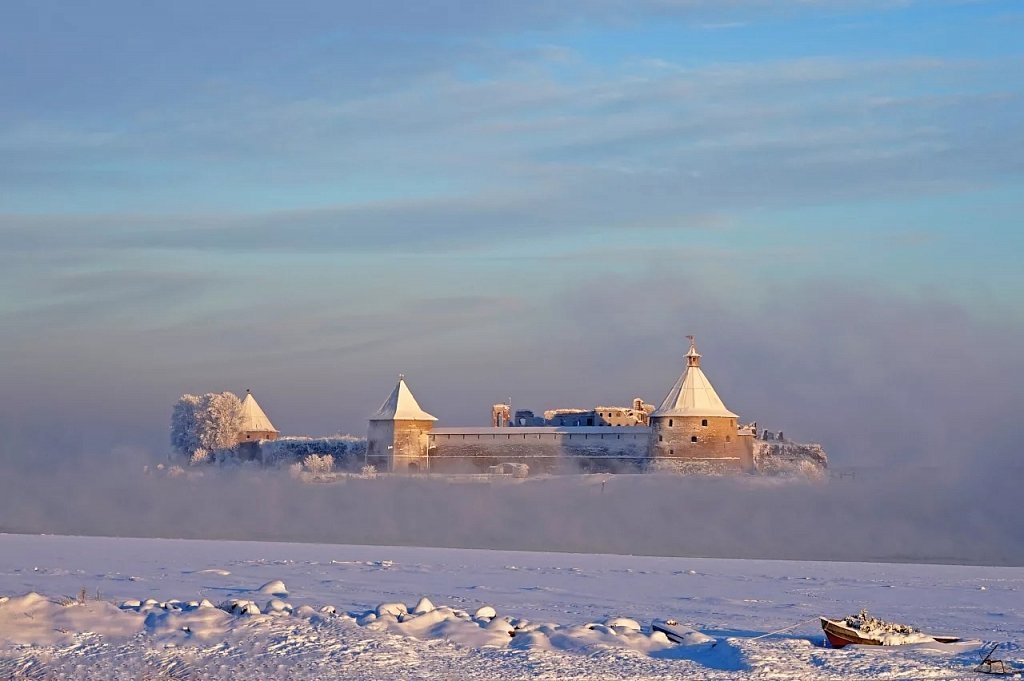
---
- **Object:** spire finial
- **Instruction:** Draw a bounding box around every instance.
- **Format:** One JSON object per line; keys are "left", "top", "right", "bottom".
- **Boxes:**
{"left": 398, "top": 373, "right": 405, "bottom": 382}
{"left": 686, "top": 335, "right": 701, "bottom": 367}
{"left": 246, "top": 388, "right": 251, "bottom": 394}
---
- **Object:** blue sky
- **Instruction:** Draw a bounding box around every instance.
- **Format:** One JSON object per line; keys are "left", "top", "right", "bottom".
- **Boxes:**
{"left": 1, "top": 0, "right": 1022, "bottom": 465}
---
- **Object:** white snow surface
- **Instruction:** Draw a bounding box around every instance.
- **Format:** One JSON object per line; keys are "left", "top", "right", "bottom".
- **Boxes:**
{"left": 0, "top": 533, "right": 1021, "bottom": 680}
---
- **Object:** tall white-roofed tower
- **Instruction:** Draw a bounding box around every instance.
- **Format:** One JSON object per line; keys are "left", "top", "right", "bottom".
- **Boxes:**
{"left": 366, "top": 375, "right": 437, "bottom": 473}
{"left": 649, "top": 337, "right": 753, "bottom": 471}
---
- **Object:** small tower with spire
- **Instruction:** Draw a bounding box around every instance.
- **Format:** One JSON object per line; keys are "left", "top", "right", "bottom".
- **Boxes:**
{"left": 238, "top": 389, "right": 279, "bottom": 442}
{"left": 648, "top": 336, "right": 753, "bottom": 471}
{"left": 366, "top": 374, "right": 437, "bottom": 473}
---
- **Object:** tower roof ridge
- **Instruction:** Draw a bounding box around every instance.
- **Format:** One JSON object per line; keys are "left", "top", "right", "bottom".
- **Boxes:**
{"left": 370, "top": 376, "right": 437, "bottom": 422}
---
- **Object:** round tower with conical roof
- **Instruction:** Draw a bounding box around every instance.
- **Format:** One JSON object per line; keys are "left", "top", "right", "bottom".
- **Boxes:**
{"left": 239, "top": 389, "right": 279, "bottom": 441}
{"left": 648, "top": 337, "right": 753, "bottom": 472}
{"left": 366, "top": 375, "right": 437, "bottom": 473}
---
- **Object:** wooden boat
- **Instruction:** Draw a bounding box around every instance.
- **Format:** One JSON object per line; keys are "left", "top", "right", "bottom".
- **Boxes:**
{"left": 651, "top": 619, "right": 716, "bottom": 647}
{"left": 820, "top": 612, "right": 961, "bottom": 648}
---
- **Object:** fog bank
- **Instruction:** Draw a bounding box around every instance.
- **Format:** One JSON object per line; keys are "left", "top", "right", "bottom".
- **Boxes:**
{"left": 1, "top": 445, "right": 1019, "bottom": 567}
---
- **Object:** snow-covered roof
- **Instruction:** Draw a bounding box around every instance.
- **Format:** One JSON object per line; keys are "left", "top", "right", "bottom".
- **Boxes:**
{"left": 239, "top": 390, "right": 278, "bottom": 433}
{"left": 371, "top": 376, "right": 437, "bottom": 422}
{"left": 651, "top": 338, "right": 739, "bottom": 419}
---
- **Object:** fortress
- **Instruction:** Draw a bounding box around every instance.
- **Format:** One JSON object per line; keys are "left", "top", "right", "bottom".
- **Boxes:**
{"left": 365, "top": 338, "right": 765, "bottom": 475}
{"left": 199, "top": 337, "right": 825, "bottom": 476}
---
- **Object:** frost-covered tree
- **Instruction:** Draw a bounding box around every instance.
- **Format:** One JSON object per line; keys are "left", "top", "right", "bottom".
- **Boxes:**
{"left": 170, "top": 392, "right": 244, "bottom": 461}
{"left": 199, "top": 392, "right": 244, "bottom": 452}
{"left": 189, "top": 448, "right": 211, "bottom": 466}
{"left": 303, "top": 454, "right": 334, "bottom": 474}
{"left": 170, "top": 394, "right": 202, "bottom": 457}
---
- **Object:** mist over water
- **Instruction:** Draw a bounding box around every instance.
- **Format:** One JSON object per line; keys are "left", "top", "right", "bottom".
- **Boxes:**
{"left": 1, "top": 437, "right": 1021, "bottom": 566}
{"left": 3, "top": 279, "right": 1022, "bottom": 567}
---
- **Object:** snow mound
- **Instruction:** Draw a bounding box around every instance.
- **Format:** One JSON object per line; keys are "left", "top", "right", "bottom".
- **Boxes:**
{"left": 412, "top": 596, "right": 435, "bottom": 614}
{"left": 376, "top": 602, "right": 408, "bottom": 617}
{"left": 606, "top": 616, "right": 641, "bottom": 633}
{"left": 293, "top": 604, "right": 318, "bottom": 618}
{"left": 265, "top": 598, "right": 293, "bottom": 615}
{"left": 473, "top": 605, "right": 497, "bottom": 620}
{"left": 258, "top": 579, "right": 288, "bottom": 597}
{"left": 0, "top": 592, "right": 143, "bottom": 646}
{"left": 144, "top": 606, "right": 233, "bottom": 641}
{"left": 221, "top": 598, "right": 262, "bottom": 616}
{"left": 356, "top": 597, "right": 708, "bottom": 658}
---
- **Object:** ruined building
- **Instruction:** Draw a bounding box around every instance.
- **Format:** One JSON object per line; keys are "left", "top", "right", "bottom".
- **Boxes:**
{"left": 493, "top": 400, "right": 654, "bottom": 428}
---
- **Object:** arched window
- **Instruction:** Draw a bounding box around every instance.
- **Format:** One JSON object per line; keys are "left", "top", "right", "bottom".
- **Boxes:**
{"left": 701, "top": 419, "right": 708, "bottom": 427}
{"left": 690, "top": 436, "right": 698, "bottom": 443}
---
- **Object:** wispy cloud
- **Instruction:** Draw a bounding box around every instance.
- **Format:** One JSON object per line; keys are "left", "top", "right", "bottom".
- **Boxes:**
{"left": 3, "top": 54, "right": 1020, "bottom": 253}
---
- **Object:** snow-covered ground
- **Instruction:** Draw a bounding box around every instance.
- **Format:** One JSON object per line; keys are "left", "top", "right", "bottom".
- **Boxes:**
{"left": 1, "top": 534, "right": 1021, "bottom": 679}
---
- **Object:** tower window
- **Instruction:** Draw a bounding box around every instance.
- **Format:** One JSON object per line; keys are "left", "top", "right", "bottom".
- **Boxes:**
{"left": 701, "top": 419, "right": 708, "bottom": 427}
{"left": 670, "top": 449, "right": 674, "bottom": 455}
{"left": 668, "top": 419, "right": 673, "bottom": 427}
{"left": 658, "top": 435, "right": 663, "bottom": 442}
{"left": 726, "top": 435, "right": 731, "bottom": 442}
{"left": 691, "top": 436, "right": 698, "bottom": 443}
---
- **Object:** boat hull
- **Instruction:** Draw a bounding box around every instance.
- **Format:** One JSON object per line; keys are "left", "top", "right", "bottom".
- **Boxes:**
{"left": 820, "top": 617, "right": 961, "bottom": 648}
{"left": 820, "top": 618, "right": 882, "bottom": 648}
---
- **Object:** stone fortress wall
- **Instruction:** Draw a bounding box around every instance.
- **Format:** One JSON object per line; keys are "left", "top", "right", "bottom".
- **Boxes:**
{"left": 365, "top": 338, "right": 822, "bottom": 476}
{"left": 427, "top": 427, "right": 650, "bottom": 474}
{"left": 649, "top": 416, "right": 754, "bottom": 471}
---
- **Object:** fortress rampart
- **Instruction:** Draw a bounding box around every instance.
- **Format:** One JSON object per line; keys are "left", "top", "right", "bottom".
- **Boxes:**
{"left": 364, "top": 338, "right": 821, "bottom": 476}
{"left": 427, "top": 427, "right": 649, "bottom": 474}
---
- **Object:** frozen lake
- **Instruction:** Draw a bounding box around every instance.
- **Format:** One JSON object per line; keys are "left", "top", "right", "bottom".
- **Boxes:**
{"left": 1, "top": 533, "right": 1021, "bottom": 679}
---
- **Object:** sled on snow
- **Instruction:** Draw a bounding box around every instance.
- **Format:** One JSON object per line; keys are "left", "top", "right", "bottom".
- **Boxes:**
{"left": 975, "top": 643, "right": 1023, "bottom": 676}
